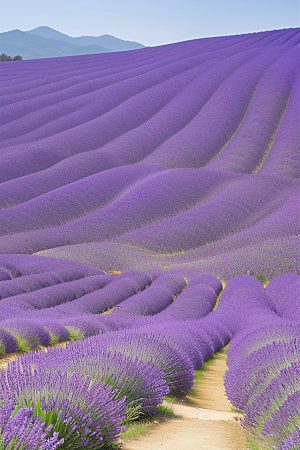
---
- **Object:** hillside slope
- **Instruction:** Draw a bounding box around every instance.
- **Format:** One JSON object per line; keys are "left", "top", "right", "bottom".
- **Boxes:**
{"left": 0, "top": 28, "right": 299, "bottom": 279}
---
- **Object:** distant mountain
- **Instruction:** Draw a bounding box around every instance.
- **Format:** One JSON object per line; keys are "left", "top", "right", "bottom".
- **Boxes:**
{"left": 26, "top": 26, "right": 79, "bottom": 42}
{"left": 27, "top": 26, "right": 145, "bottom": 51}
{"left": 0, "top": 27, "right": 145, "bottom": 60}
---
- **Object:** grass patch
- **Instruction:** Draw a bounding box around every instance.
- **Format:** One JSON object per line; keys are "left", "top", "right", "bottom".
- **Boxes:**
{"left": 0, "top": 342, "right": 6, "bottom": 358}
{"left": 47, "top": 330, "right": 60, "bottom": 346}
{"left": 194, "top": 370, "right": 205, "bottom": 380}
{"left": 246, "top": 436, "right": 262, "bottom": 450}
{"left": 164, "top": 394, "right": 179, "bottom": 403}
{"left": 157, "top": 404, "right": 181, "bottom": 418}
{"left": 120, "top": 421, "right": 151, "bottom": 439}
{"left": 120, "top": 402, "right": 182, "bottom": 441}
{"left": 65, "top": 326, "right": 84, "bottom": 341}
{"left": 246, "top": 435, "right": 275, "bottom": 450}
{"left": 231, "top": 405, "right": 244, "bottom": 414}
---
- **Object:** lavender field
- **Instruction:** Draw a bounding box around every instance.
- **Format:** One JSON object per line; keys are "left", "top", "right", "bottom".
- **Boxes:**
{"left": 0, "top": 28, "right": 299, "bottom": 450}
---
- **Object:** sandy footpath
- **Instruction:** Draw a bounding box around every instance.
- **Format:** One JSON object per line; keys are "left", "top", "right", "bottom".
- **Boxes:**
{"left": 0, "top": 352, "right": 18, "bottom": 370}
{"left": 122, "top": 351, "right": 247, "bottom": 450}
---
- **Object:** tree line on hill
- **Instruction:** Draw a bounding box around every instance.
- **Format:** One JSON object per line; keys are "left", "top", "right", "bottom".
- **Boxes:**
{"left": 1, "top": 53, "right": 23, "bottom": 61}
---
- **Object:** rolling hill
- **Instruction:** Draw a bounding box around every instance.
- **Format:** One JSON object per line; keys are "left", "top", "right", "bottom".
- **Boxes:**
{"left": 0, "top": 27, "right": 299, "bottom": 279}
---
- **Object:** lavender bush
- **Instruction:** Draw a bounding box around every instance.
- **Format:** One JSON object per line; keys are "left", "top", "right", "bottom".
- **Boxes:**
{"left": 225, "top": 317, "right": 300, "bottom": 448}
{"left": 0, "top": 363, "right": 126, "bottom": 449}
{"left": 0, "top": 405, "right": 64, "bottom": 450}
{"left": 19, "top": 344, "right": 169, "bottom": 421}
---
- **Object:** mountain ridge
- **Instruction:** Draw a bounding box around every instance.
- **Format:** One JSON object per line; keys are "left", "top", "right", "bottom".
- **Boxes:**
{"left": 27, "top": 26, "right": 146, "bottom": 51}
{"left": 0, "top": 27, "right": 145, "bottom": 59}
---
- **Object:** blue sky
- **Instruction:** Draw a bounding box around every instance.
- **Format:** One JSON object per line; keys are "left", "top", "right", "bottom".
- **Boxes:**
{"left": 1, "top": 0, "right": 299, "bottom": 46}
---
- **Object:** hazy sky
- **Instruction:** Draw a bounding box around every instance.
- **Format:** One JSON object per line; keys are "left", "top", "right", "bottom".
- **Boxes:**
{"left": 1, "top": 0, "right": 299, "bottom": 46}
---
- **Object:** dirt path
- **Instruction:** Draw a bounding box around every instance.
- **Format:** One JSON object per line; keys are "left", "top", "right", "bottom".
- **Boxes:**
{"left": 122, "top": 351, "right": 247, "bottom": 450}
{"left": 0, "top": 352, "right": 18, "bottom": 371}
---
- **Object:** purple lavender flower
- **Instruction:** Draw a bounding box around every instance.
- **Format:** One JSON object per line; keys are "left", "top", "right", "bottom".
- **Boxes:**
{"left": 281, "top": 426, "right": 300, "bottom": 450}
{"left": 0, "top": 406, "right": 64, "bottom": 450}
{"left": 0, "top": 329, "right": 18, "bottom": 355}
{"left": 0, "top": 365, "right": 126, "bottom": 448}
{"left": 19, "top": 343, "right": 169, "bottom": 419}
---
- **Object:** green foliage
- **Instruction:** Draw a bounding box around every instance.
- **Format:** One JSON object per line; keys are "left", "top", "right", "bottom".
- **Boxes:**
{"left": 13, "top": 334, "right": 31, "bottom": 353}
{"left": 246, "top": 435, "right": 275, "bottom": 450}
{"left": 65, "top": 326, "right": 84, "bottom": 341}
{"left": 156, "top": 404, "right": 180, "bottom": 418}
{"left": 87, "top": 371, "right": 143, "bottom": 424}
{"left": 231, "top": 405, "right": 244, "bottom": 414}
{"left": 193, "top": 369, "right": 205, "bottom": 380}
{"left": 10, "top": 398, "right": 122, "bottom": 450}
{"left": 120, "top": 421, "right": 151, "bottom": 439}
{"left": 0, "top": 53, "right": 22, "bottom": 61}
{"left": 123, "top": 405, "right": 144, "bottom": 424}
{"left": 48, "top": 330, "right": 60, "bottom": 346}
{"left": 0, "top": 435, "right": 25, "bottom": 450}
{"left": 246, "top": 436, "right": 262, "bottom": 450}
{"left": 253, "top": 273, "right": 269, "bottom": 286}
{"left": 163, "top": 394, "right": 178, "bottom": 403}
{"left": 0, "top": 53, "right": 12, "bottom": 61}
{"left": 0, "top": 340, "right": 6, "bottom": 358}
{"left": 13, "top": 399, "right": 64, "bottom": 433}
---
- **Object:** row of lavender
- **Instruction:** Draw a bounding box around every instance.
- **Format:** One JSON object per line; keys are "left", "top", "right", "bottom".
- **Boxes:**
{"left": 0, "top": 256, "right": 227, "bottom": 448}
{"left": 1, "top": 29, "right": 299, "bottom": 279}
{"left": 1, "top": 259, "right": 299, "bottom": 448}
{"left": 1, "top": 29, "right": 298, "bottom": 181}
{"left": 223, "top": 274, "right": 300, "bottom": 449}
{"left": 0, "top": 254, "right": 222, "bottom": 356}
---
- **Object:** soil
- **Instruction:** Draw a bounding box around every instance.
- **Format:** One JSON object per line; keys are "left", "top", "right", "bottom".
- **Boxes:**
{"left": 0, "top": 352, "right": 18, "bottom": 371}
{"left": 122, "top": 351, "right": 247, "bottom": 450}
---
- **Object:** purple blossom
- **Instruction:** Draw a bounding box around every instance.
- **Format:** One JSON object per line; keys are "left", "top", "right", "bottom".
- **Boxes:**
{"left": 0, "top": 28, "right": 299, "bottom": 276}
{"left": 0, "top": 365, "right": 126, "bottom": 448}
{"left": 19, "top": 343, "right": 169, "bottom": 419}
{"left": 262, "top": 391, "right": 300, "bottom": 438}
{"left": 281, "top": 426, "right": 300, "bottom": 450}
{"left": 0, "top": 406, "right": 64, "bottom": 450}
{"left": 86, "top": 328, "right": 195, "bottom": 396}
{"left": 265, "top": 274, "right": 300, "bottom": 322}
{"left": 0, "top": 329, "right": 18, "bottom": 354}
